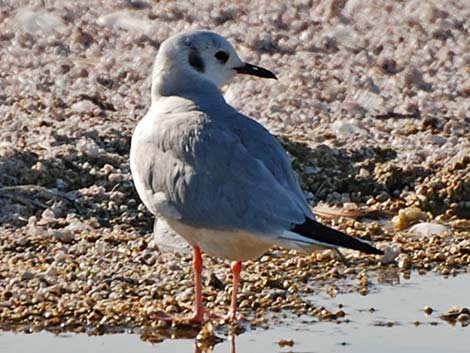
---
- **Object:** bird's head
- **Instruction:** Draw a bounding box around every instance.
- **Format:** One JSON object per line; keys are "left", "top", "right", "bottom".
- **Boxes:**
{"left": 152, "top": 30, "right": 276, "bottom": 97}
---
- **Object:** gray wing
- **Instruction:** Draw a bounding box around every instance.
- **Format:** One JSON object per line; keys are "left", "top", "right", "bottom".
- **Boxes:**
{"left": 228, "top": 113, "right": 313, "bottom": 217}
{"left": 131, "top": 111, "right": 312, "bottom": 236}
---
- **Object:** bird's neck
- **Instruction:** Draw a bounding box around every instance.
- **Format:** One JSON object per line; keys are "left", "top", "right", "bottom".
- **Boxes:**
{"left": 151, "top": 69, "right": 228, "bottom": 115}
{"left": 151, "top": 61, "right": 219, "bottom": 97}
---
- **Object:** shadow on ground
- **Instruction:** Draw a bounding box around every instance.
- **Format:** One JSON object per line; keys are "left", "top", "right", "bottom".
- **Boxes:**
{"left": 1, "top": 132, "right": 469, "bottom": 230}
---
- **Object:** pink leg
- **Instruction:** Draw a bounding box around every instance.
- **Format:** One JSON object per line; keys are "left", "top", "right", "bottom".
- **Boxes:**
{"left": 226, "top": 261, "right": 242, "bottom": 322}
{"left": 153, "top": 246, "right": 205, "bottom": 324}
{"left": 192, "top": 246, "right": 204, "bottom": 322}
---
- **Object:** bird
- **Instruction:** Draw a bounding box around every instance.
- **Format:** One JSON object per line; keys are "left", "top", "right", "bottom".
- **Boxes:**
{"left": 130, "top": 30, "right": 383, "bottom": 324}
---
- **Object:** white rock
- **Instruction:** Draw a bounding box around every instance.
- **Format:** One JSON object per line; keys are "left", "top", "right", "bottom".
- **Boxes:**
{"left": 76, "top": 138, "right": 101, "bottom": 157}
{"left": 380, "top": 244, "right": 402, "bottom": 265}
{"left": 41, "top": 208, "right": 56, "bottom": 220}
{"left": 97, "top": 12, "right": 153, "bottom": 33}
{"left": 50, "top": 229, "right": 74, "bottom": 244}
{"left": 65, "top": 221, "right": 93, "bottom": 234}
{"left": 331, "top": 119, "right": 367, "bottom": 139}
{"left": 408, "top": 222, "right": 450, "bottom": 237}
{"left": 353, "top": 90, "right": 384, "bottom": 113}
{"left": 54, "top": 251, "right": 67, "bottom": 263}
{"left": 15, "top": 8, "right": 66, "bottom": 34}
{"left": 71, "top": 100, "right": 97, "bottom": 114}
{"left": 95, "top": 239, "right": 111, "bottom": 254}
{"left": 358, "top": 168, "right": 370, "bottom": 178}
{"left": 44, "top": 265, "right": 57, "bottom": 277}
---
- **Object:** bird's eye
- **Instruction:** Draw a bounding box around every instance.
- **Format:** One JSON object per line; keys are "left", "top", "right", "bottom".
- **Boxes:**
{"left": 214, "top": 51, "right": 229, "bottom": 63}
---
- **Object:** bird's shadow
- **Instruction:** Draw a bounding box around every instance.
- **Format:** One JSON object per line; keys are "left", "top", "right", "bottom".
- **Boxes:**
{"left": 5, "top": 128, "right": 468, "bottom": 234}
{"left": 0, "top": 127, "right": 151, "bottom": 233}
{"left": 279, "top": 136, "right": 431, "bottom": 205}
{"left": 0, "top": 131, "right": 454, "bottom": 230}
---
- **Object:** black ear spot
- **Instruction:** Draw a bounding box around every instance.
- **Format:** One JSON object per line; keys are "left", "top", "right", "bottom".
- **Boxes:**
{"left": 215, "top": 50, "right": 229, "bottom": 64}
{"left": 189, "top": 50, "right": 205, "bottom": 73}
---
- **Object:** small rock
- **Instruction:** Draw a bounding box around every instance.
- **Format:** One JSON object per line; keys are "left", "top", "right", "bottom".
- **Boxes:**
{"left": 51, "top": 229, "right": 74, "bottom": 244}
{"left": 207, "top": 273, "right": 225, "bottom": 290}
{"left": 331, "top": 119, "right": 367, "bottom": 138}
{"left": 21, "top": 271, "right": 34, "bottom": 281}
{"left": 41, "top": 208, "right": 56, "bottom": 220}
{"left": 44, "top": 265, "right": 57, "bottom": 277}
{"left": 54, "top": 251, "right": 67, "bottom": 263}
{"left": 15, "top": 9, "right": 66, "bottom": 33}
{"left": 394, "top": 207, "right": 427, "bottom": 231}
{"left": 71, "top": 100, "right": 97, "bottom": 114}
{"left": 380, "top": 244, "right": 402, "bottom": 265}
{"left": 377, "top": 57, "right": 399, "bottom": 74}
{"left": 358, "top": 168, "right": 370, "bottom": 178}
{"left": 65, "top": 221, "right": 93, "bottom": 234}
{"left": 424, "top": 306, "right": 433, "bottom": 315}
{"left": 403, "top": 67, "right": 431, "bottom": 91}
{"left": 97, "top": 12, "right": 152, "bottom": 33}
{"left": 408, "top": 222, "right": 450, "bottom": 237}
{"left": 77, "top": 138, "right": 101, "bottom": 157}
{"left": 278, "top": 339, "right": 294, "bottom": 347}
{"left": 396, "top": 253, "right": 412, "bottom": 270}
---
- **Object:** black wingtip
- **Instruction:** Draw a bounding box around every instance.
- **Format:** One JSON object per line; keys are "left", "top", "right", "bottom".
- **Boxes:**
{"left": 292, "top": 218, "right": 383, "bottom": 255}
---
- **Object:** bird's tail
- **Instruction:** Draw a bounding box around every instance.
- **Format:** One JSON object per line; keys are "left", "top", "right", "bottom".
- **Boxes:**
{"left": 278, "top": 218, "right": 383, "bottom": 255}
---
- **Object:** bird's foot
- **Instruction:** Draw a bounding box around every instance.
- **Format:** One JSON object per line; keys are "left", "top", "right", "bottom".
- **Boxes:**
{"left": 223, "top": 310, "right": 245, "bottom": 323}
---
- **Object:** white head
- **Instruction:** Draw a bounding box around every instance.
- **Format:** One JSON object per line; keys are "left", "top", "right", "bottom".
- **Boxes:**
{"left": 151, "top": 30, "right": 276, "bottom": 98}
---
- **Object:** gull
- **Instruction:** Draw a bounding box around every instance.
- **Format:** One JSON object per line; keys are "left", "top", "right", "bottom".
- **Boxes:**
{"left": 130, "top": 30, "right": 383, "bottom": 324}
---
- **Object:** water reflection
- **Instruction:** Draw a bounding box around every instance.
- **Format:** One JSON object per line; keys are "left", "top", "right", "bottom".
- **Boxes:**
{"left": 141, "top": 324, "right": 201, "bottom": 344}
{"left": 1, "top": 274, "right": 469, "bottom": 353}
{"left": 194, "top": 335, "right": 236, "bottom": 353}
{"left": 376, "top": 265, "right": 401, "bottom": 285}
{"left": 141, "top": 323, "right": 238, "bottom": 353}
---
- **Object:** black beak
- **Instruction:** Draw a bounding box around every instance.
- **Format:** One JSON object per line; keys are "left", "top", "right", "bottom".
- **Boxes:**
{"left": 234, "top": 63, "right": 277, "bottom": 79}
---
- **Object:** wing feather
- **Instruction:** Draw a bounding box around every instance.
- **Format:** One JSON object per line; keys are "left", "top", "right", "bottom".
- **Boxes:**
{"left": 130, "top": 109, "right": 312, "bottom": 236}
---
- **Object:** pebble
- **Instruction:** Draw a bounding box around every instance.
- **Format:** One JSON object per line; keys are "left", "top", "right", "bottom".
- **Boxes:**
{"left": 396, "top": 254, "right": 411, "bottom": 270}
{"left": 54, "top": 251, "right": 67, "bottom": 263}
{"left": 51, "top": 230, "right": 75, "bottom": 244}
{"left": 408, "top": 223, "right": 450, "bottom": 237}
{"left": 21, "top": 271, "right": 35, "bottom": 281}
{"left": 394, "top": 207, "right": 428, "bottom": 231}
{"left": 278, "top": 339, "right": 294, "bottom": 347}
{"left": 380, "top": 244, "right": 402, "bottom": 265}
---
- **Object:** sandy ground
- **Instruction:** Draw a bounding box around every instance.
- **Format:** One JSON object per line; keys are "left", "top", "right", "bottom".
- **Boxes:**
{"left": 0, "top": 0, "right": 469, "bottom": 335}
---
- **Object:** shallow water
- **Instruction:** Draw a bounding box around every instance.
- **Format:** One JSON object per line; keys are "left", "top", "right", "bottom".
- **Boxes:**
{"left": 1, "top": 273, "right": 468, "bottom": 353}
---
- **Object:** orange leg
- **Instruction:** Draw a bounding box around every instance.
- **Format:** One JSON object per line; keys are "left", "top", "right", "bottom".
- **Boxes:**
{"left": 192, "top": 246, "right": 204, "bottom": 322}
{"left": 226, "top": 261, "right": 242, "bottom": 322}
{"left": 153, "top": 246, "right": 206, "bottom": 324}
